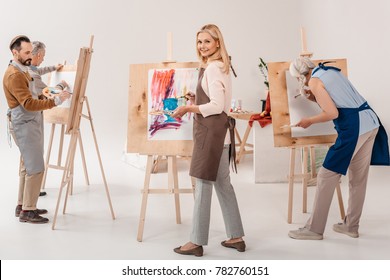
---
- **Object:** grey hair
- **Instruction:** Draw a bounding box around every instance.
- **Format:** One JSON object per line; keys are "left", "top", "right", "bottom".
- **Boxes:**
{"left": 31, "top": 41, "right": 46, "bottom": 55}
{"left": 289, "top": 57, "right": 315, "bottom": 97}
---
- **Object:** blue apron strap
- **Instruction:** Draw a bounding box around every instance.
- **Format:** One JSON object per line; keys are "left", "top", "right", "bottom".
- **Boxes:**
{"left": 312, "top": 61, "right": 341, "bottom": 75}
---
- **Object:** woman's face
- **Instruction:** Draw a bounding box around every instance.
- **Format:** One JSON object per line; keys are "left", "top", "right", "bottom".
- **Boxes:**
{"left": 197, "top": 32, "right": 219, "bottom": 58}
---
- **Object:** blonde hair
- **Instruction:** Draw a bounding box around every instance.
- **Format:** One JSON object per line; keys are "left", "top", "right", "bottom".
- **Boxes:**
{"left": 196, "top": 24, "right": 230, "bottom": 74}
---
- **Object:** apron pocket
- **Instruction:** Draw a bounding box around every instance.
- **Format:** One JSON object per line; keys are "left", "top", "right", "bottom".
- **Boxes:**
{"left": 193, "top": 119, "right": 208, "bottom": 150}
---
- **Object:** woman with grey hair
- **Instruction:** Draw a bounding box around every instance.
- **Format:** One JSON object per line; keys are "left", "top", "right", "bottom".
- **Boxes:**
{"left": 28, "top": 41, "right": 68, "bottom": 197}
{"left": 288, "top": 57, "right": 389, "bottom": 240}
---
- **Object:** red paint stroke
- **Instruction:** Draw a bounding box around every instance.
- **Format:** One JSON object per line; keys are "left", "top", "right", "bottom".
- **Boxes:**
{"left": 150, "top": 69, "right": 176, "bottom": 111}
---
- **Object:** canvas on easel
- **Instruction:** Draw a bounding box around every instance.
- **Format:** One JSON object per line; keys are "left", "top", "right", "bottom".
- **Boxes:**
{"left": 128, "top": 62, "right": 198, "bottom": 156}
{"left": 268, "top": 58, "right": 347, "bottom": 148}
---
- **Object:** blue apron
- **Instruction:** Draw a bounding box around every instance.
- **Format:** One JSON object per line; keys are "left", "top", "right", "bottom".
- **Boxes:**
{"left": 323, "top": 102, "right": 389, "bottom": 175}
{"left": 313, "top": 62, "right": 389, "bottom": 174}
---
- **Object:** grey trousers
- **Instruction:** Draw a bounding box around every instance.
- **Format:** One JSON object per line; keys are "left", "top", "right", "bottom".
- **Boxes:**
{"left": 190, "top": 147, "right": 245, "bottom": 245}
{"left": 306, "top": 128, "right": 378, "bottom": 234}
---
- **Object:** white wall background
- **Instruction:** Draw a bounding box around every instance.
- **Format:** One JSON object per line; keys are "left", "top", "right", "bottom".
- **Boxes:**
{"left": 0, "top": 0, "right": 389, "bottom": 182}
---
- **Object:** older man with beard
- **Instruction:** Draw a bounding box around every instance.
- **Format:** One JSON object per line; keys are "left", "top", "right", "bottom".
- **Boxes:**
{"left": 3, "top": 35, "right": 70, "bottom": 224}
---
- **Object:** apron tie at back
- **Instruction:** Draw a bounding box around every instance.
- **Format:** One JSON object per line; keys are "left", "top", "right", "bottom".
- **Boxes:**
{"left": 228, "top": 116, "right": 237, "bottom": 173}
{"left": 312, "top": 61, "right": 341, "bottom": 75}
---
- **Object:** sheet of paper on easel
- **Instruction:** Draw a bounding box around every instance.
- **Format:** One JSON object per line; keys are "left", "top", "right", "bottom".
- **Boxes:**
{"left": 48, "top": 71, "right": 76, "bottom": 108}
{"left": 147, "top": 67, "right": 198, "bottom": 141}
{"left": 285, "top": 70, "right": 336, "bottom": 137}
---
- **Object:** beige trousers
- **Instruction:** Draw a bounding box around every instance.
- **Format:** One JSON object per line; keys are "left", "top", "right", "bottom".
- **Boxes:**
{"left": 17, "top": 158, "right": 43, "bottom": 211}
{"left": 306, "top": 128, "right": 378, "bottom": 234}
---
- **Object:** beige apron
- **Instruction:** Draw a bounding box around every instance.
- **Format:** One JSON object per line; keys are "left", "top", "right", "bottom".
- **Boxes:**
{"left": 189, "top": 67, "right": 236, "bottom": 181}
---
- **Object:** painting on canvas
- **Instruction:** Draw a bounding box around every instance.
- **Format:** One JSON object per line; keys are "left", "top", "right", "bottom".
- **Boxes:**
{"left": 147, "top": 68, "right": 198, "bottom": 140}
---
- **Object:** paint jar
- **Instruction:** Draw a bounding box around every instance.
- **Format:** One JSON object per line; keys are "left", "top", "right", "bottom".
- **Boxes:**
{"left": 177, "top": 97, "right": 186, "bottom": 107}
{"left": 231, "top": 99, "right": 236, "bottom": 111}
{"left": 237, "top": 99, "right": 242, "bottom": 110}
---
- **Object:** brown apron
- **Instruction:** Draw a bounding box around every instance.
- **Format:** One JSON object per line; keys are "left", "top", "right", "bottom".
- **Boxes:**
{"left": 189, "top": 67, "right": 236, "bottom": 181}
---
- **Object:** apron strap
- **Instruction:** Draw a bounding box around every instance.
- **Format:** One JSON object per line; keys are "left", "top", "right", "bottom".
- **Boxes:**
{"left": 228, "top": 116, "right": 237, "bottom": 173}
{"left": 312, "top": 61, "right": 341, "bottom": 75}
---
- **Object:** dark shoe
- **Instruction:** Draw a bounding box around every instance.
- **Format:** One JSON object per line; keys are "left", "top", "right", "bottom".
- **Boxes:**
{"left": 15, "top": 205, "right": 48, "bottom": 217}
{"left": 19, "top": 210, "right": 49, "bottom": 224}
{"left": 174, "top": 246, "right": 203, "bottom": 257}
{"left": 39, "top": 191, "right": 47, "bottom": 197}
{"left": 221, "top": 240, "right": 246, "bottom": 252}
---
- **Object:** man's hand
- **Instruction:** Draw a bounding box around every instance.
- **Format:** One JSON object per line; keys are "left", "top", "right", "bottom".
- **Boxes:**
{"left": 56, "top": 64, "right": 64, "bottom": 71}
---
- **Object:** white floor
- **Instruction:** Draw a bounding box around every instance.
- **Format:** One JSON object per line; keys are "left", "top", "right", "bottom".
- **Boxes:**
{"left": 1, "top": 132, "right": 390, "bottom": 261}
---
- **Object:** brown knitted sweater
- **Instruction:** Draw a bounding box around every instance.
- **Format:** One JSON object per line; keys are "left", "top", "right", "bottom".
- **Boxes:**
{"left": 3, "top": 64, "right": 55, "bottom": 111}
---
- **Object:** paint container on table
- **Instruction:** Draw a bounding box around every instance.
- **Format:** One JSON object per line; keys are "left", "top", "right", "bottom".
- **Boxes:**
{"left": 237, "top": 99, "right": 242, "bottom": 110}
{"left": 231, "top": 99, "right": 236, "bottom": 111}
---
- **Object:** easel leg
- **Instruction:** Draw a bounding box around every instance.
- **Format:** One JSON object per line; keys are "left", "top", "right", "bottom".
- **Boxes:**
{"left": 52, "top": 132, "right": 78, "bottom": 230}
{"left": 336, "top": 183, "right": 345, "bottom": 219}
{"left": 41, "top": 123, "right": 56, "bottom": 190}
{"left": 288, "top": 147, "right": 296, "bottom": 224}
{"left": 137, "top": 155, "right": 153, "bottom": 242}
{"left": 168, "top": 156, "right": 181, "bottom": 224}
{"left": 78, "top": 131, "right": 90, "bottom": 185}
{"left": 310, "top": 146, "right": 317, "bottom": 178}
{"left": 302, "top": 147, "right": 309, "bottom": 213}
{"left": 85, "top": 97, "right": 115, "bottom": 219}
{"left": 63, "top": 131, "right": 78, "bottom": 214}
{"left": 57, "top": 125, "right": 65, "bottom": 166}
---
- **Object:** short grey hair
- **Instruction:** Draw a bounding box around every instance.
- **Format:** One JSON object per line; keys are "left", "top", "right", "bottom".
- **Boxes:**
{"left": 31, "top": 41, "right": 46, "bottom": 55}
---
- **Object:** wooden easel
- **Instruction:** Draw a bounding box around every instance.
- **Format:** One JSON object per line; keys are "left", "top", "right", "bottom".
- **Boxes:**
{"left": 41, "top": 64, "right": 90, "bottom": 193}
{"left": 134, "top": 35, "right": 196, "bottom": 241}
{"left": 287, "top": 145, "right": 345, "bottom": 224}
{"left": 137, "top": 155, "right": 194, "bottom": 241}
{"left": 51, "top": 36, "right": 115, "bottom": 229}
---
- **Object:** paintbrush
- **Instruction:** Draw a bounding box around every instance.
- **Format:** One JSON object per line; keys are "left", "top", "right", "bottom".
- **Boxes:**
{"left": 280, "top": 124, "right": 297, "bottom": 129}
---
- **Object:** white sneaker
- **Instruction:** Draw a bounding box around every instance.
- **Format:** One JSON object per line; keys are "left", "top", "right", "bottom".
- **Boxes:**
{"left": 288, "top": 227, "right": 323, "bottom": 240}
{"left": 333, "top": 223, "right": 359, "bottom": 238}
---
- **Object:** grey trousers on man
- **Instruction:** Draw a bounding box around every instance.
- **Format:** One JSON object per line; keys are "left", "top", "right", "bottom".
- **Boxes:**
{"left": 306, "top": 128, "right": 379, "bottom": 234}
{"left": 190, "top": 147, "right": 245, "bottom": 245}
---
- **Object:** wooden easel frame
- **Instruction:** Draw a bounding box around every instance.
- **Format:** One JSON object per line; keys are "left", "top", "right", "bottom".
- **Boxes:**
{"left": 286, "top": 145, "right": 345, "bottom": 224}
{"left": 137, "top": 155, "right": 195, "bottom": 241}
{"left": 42, "top": 63, "right": 90, "bottom": 192}
{"left": 50, "top": 37, "right": 115, "bottom": 229}
{"left": 41, "top": 123, "right": 90, "bottom": 194}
